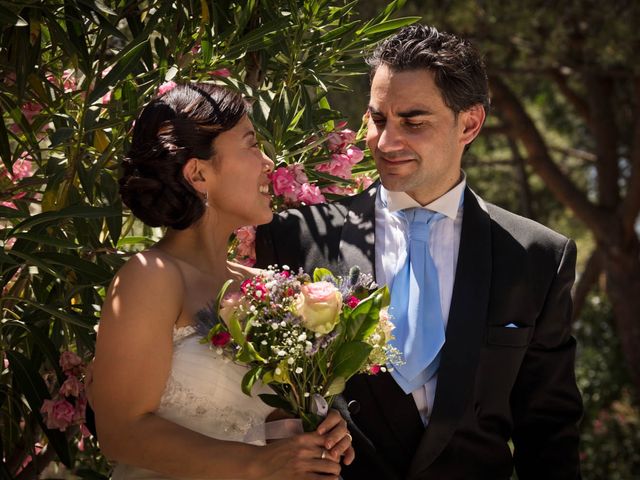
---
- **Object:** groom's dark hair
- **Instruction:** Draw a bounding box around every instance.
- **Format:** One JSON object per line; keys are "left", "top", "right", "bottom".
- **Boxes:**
{"left": 367, "top": 25, "right": 490, "bottom": 115}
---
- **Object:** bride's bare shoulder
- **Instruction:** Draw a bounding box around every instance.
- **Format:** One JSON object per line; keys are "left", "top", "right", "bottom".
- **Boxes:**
{"left": 112, "top": 248, "right": 183, "bottom": 289}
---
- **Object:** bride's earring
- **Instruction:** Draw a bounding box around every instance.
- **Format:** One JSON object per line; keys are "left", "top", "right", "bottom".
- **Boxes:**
{"left": 203, "top": 191, "right": 209, "bottom": 208}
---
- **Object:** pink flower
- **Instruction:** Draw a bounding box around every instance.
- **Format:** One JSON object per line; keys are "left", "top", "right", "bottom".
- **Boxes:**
{"left": 252, "top": 282, "right": 268, "bottom": 300}
{"left": 210, "top": 68, "right": 232, "bottom": 78}
{"left": 59, "top": 375, "right": 83, "bottom": 397}
{"left": 40, "top": 398, "right": 75, "bottom": 431}
{"left": 355, "top": 174, "right": 374, "bottom": 191}
{"left": 338, "top": 129, "right": 356, "bottom": 145}
{"left": 59, "top": 351, "right": 83, "bottom": 374}
{"left": 21, "top": 102, "right": 42, "bottom": 124}
{"left": 346, "top": 296, "right": 360, "bottom": 308}
{"left": 297, "top": 183, "right": 326, "bottom": 205}
{"left": 335, "top": 120, "right": 348, "bottom": 130}
{"left": 369, "top": 364, "right": 381, "bottom": 375}
{"left": 296, "top": 281, "right": 342, "bottom": 334}
{"left": 240, "top": 278, "right": 253, "bottom": 294}
{"left": 316, "top": 153, "right": 353, "bottom": 179}
{"left": 101, "top": 90, "right": 112, "bottom": 105}
{"left": 158, "top": 81, "right": 177, "bottom": 95}
{"left": 321, "top": 185, "right": 355, "bottom": 197}
{"left": 211, "top": 331, "right": 232, "bottom": 347}
{"left": 346, "top": 146, "right": 364, "bottom": 164}
{"left": 236, "top": 226, "right": 256, "bottom": 259}
{"left": 288, "top": 163, "right": 309, "bottom": 184}
{"left": 270, "top": 167, "right": 300, "bottom": 202}
{"left": 326, "top": 132, "right": 344, "bottom": 151}
{"left": 236, "top": 256, "right": 256, "bottom": 267}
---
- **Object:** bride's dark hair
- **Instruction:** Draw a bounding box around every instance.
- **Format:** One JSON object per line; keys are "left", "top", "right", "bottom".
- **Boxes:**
{"left": 119, "top": 83, "right": 248, "bottom": 230}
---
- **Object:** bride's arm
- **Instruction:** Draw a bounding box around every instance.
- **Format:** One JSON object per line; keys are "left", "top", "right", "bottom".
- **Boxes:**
{"left": 92, "top": 252, "right": 340, "bottom": 480}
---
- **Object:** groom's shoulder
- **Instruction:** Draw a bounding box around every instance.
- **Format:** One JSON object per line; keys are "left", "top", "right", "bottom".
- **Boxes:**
{"left": 268, "top": 185, "right": 375, "bottom": 232}
{"left": 482, "top": 198, "right": 572, "bottom": 255}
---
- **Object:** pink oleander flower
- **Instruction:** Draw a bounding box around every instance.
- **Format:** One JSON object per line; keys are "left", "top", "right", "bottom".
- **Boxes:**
{"left": 288, "top": 163, "right": 309, "bottom": 184}
{"left": 326, "top": 132, "right": 344, "bottom": 152}
{"left": 271, "top": 167, "right": 300, "bottom": 203}
{"left": 236, "top": 226, "right": 256, "bottom": 259}
{"left": 297, "top": 183, "right": 326, "bottom": 205}
{"left": 210, "top": 68, "right": 232, "bottom": 78}
{"left": 295, "top": 282, "right": 342, "bottom": 334}
{"left": 101, "top": 90, "right": 112, "bottom": 105}
{"left": 158, "top": 81, "right": 177, "bottom": 95}
{"left": 338, "top": 129, "right": 356, "bottom": 145}
{"left": 40, "top": 398, "right": 75, "bottom": 431}
{"left": 59, "top": 351, "right": 83, "bottom": 374}
{"left": 236, "top": 256, "right": 256, "bottom": 267}
{"left": 346, "top": 146, "right": 364, "bottom": 164}
{"left": 335, "top": 120, "right": 348, "bottom": 130}
{"left": 316, "top": 153, "right": 353, "bottom": 180}
{"left": 59, "top": 375, "right": 83, "bottom": 397}
{"left": 355, "top": 174, "right": 374, "bottom": 191}
{"left": 321, "top": 185, "right": 355, "bottom": 197}
{"left": 21, "top": 102, "right": 43, "bottom": 124}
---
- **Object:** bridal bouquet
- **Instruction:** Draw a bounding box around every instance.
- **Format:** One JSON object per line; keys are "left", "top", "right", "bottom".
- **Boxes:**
{"left": 200, "top": 265, "right": 401, "bottom": 431}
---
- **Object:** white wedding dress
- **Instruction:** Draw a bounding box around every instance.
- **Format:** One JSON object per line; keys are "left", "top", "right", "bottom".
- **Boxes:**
{"left": 111, "top": 325, "right": 275, "bottom": 480}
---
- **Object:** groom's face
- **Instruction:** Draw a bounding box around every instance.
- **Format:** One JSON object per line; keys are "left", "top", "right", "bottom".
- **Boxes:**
{"left": 366, "top": 65, "right": 468, "bottom": 205}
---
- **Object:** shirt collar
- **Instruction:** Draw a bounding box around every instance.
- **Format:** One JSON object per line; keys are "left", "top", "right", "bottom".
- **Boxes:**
{"left": 381, "top": 172, "right": 466, "bottom": 220}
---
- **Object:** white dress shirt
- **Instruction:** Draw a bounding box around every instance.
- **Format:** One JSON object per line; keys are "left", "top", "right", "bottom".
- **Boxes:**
{"left": 375, "top": 175, "right": 466, "bottom": 425}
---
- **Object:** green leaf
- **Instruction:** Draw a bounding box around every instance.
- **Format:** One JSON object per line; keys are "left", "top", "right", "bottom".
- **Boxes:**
{"left": 313, "top": 267, "right": 336, "bottom": 283}
{"left": 12, "top": 232, "right": 80, "bottom": 250}
{"left": 36, "top": 252, "right": 112, "bottom": 283}
{"left": 331, "top": 341, "right": 372, "bottom": 380}
{"left": 8, "top": 205, "right": 121, "bottom": 236}
{"left": 359, "top": 17, "right": 421, "bottom": 36}
{"left": 257, "top": 393, "right": 292, "bottom": 410}
{"left": 0, "top": 4, "right": 28, "bottom": 27}
{"left": 241, "top": 365, "right": 264, "bottom": 396}
{"left": 1, "top": 296, "right": 92, "bottom": 328}
{"left": 88, "top": 39, "right": 149, "bottom": 105}
{"left": 0, "top": 108, "right": 11, "bottom": 171}
{"left": 6, "top": 351, "right": 72, "bottom": 466}
{"left": 324, "top": 376, "right": 346, "bottom": 396}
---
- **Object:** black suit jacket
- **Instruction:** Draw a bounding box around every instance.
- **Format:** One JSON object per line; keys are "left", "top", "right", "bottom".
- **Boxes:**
{"left": 255, "top": 183, "right": 583, "bottom": 480}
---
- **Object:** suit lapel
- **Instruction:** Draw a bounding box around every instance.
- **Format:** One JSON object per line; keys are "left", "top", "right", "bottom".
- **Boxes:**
{"left": 408, "top": 187, "right": 493, "bottom": 478}
{"left": 340, "top": 182, "right": 426, "bottom": 453}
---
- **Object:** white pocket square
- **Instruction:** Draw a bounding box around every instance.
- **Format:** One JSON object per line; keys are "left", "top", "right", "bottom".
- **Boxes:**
{"left": 505, "top": 323, "right": 519, "bottom": 328}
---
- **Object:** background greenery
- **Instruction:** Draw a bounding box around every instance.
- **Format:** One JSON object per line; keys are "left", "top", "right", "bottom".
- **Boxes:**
{"left": 1, "top": 0, "right": 638, "bottom": 478}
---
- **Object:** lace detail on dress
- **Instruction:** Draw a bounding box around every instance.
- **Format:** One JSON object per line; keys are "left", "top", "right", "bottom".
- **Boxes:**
{"left": 172, "top": 325, "right": 196, "bottom": 342}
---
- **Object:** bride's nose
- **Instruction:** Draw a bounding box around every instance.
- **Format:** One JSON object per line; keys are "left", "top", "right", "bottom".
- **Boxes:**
{"left": 262, "top": 153, "right": 274, "bottom": 174}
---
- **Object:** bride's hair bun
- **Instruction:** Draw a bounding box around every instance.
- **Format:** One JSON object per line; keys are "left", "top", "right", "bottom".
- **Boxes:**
{"left": 119, "top": 83, "right": 248, "bottom": 230}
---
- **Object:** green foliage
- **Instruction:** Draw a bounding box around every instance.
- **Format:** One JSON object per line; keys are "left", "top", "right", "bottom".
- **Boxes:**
{"left": 0, "top": 0, "right": 415, "bottom": 475}
{"left": 575, "top": 293, "right": 640, "bottom": 478}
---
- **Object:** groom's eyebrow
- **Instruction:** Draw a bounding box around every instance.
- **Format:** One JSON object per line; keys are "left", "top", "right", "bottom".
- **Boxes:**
{"left": 242, "top": 130, "right": 256, "bottom": 140}
{"left": 367, "top": 106, "right": 433, "bottom": 118}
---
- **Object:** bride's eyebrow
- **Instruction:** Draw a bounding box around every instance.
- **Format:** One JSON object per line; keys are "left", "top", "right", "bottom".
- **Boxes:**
{"left": 242, "top": 130, "right": 256, "bottom": 141}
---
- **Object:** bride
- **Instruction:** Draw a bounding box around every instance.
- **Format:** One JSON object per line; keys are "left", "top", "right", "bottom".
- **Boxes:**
{"left": 91, "top": 83, "right": 354, "bottom": 479}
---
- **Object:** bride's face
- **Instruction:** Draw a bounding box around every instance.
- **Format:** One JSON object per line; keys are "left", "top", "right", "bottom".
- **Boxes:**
{"left": 205, "top": 115, "right": 274, "bottom": 227}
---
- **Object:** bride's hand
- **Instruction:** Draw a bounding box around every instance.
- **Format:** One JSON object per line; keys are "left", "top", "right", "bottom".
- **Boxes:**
{"left": 316, "top": 409, "right": 355, "bottom": 465}
{"left": 255, "top": 431, "right": 341, "bottom": 480}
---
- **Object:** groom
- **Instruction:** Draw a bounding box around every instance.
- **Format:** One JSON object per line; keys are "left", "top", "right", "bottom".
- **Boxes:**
{"left": 255, "top": 25, "right": 582, "bottom": 479}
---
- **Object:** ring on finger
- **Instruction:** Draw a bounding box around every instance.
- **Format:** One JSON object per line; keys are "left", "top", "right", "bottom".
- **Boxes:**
{"left": 345, "top": 433, "right": 353, "bottom": 443}
{"left": 321, "top": 449, "right": 327, "bottom": 459}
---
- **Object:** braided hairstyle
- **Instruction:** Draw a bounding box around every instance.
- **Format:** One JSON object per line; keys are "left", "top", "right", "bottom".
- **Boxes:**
{"left": 119, "top": 83, "right": 248, "bottom": 230}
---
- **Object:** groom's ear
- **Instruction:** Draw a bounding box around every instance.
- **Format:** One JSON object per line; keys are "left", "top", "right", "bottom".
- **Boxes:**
{"left": 182, "top": 157, "right": 206, "bottom": 192}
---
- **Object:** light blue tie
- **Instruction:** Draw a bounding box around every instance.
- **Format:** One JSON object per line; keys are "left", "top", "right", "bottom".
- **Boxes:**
{"left": 389, "top": 208, "right": 446, "bottom": 394}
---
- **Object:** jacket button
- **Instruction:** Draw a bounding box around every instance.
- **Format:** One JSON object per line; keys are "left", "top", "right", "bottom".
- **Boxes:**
{"left": 347, "top": 400, "right": 360, "bottom": 415}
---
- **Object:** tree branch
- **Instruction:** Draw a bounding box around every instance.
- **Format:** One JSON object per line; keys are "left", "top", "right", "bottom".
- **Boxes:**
{"left": 549, "top": 69, "right": 591, "bottom": 127}
{"left": 488, "top": 75, "right": 613, "bottom": 243}
{"left": 585, "top": 74, "right": 620, "bottom": 208}
{"left": 572, "top": 247, "right": 603, "bottom": 323}
{"left": 621, "top": 77, "right": 640, "bottom": 235}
